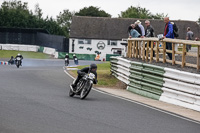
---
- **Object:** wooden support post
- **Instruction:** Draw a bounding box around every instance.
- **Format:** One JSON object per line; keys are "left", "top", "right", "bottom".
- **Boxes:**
{"left": 156, "top": 41, "right": 159, "bottom": 62}
{"left": 197, "top": 46, "right": 200, "bottom": 70}
{"left": 182, "top": 44, "right": 186, "bottom": 68}
{"left": 163, "top": 42, "right": 166, "bottom": 63}
{"left": 135, "top": 41, "right": 138, "bottom": 58}
{"left": 146, "top": 41, "right": 149, "bottom": 62}
{"left": 139, "top": 41, "right": 141, "bottom": 58}
{"left": 132, "top": 41, "right": 135, "bottom": 58}
{"left": 130, "top": 40, "right": 133, "bottom": 58}
{"left": 150, "top": 41, "right": 154, "bottom": 62}
{"left": 128, "top": 40, "right": 131, "bottom": 58}
{"left": 142, "top": 41, "right": 145, "bottom": 60}
{"left": 172, "top": 43, "right": 175, "bottom": 65}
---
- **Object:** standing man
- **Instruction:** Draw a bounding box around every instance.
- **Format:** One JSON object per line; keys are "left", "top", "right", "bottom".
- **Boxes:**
{"left": 145, "top": 20, "right": 155, "bottom": 37}
{"left": 186, "top": 27, "right": 194, "bottom": 52}
{"left": 145, "top": 20, "right": 155, "bottom": 57}
{"left": 162, "top": 17, "right": 174, "bottom": 60}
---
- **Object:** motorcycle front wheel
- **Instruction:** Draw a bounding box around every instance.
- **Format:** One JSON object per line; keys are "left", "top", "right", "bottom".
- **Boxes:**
{"left": 80, "top": 81, "right": 92, "bottom": 100}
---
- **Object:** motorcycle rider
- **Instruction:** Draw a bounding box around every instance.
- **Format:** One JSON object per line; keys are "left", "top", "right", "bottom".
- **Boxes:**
{"left": 15, "top": 53, "right": 23, "bottom": 66}
{"left": 70, "top": 63, "right": 98, "bottom": 91}
{"left": 8, "top": 56, "right": 15, "bottom": 65}
{"left": 65, "top": 53, "right": 69, "bottom": 66}
{"left": 73, "top": 54, "right": 79, "bottom": 65}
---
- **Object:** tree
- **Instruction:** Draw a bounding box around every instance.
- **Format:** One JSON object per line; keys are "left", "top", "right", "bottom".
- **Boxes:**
{"left": 34, "top": 3, "right": 42, "bottom": 19}
{"left": 0, "top": 0, "right": 66, "bottom": 36}
{"left": 119, "top": 6, "right": 167, "bottom": 19}
{"left": 56, "top": 9, "right": 75, "bottom": 37}
{"left": 75, "top": 6, "right": 111, "bottom": 17}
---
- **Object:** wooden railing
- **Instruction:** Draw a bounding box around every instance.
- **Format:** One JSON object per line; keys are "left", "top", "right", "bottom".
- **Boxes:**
{"left": 127, "top": 38, "right": 200, "bottom": 70}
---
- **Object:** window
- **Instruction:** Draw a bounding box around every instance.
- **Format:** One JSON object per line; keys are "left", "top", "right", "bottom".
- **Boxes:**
{"left": 78, "top": 39, "right": 91, "bottom": 44}
{"left": 107, "top": 40, "right": 117, "bottom": 46}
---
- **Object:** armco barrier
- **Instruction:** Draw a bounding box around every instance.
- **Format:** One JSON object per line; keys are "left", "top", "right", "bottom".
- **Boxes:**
{"left": 43, "top": 47, "right": 56, "bottom": 55}
{"left": 110, "top": 56, "right": 200, "bottom": 112}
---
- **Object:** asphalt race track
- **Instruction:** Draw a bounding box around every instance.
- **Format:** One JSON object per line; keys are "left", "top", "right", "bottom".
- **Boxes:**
{"left": 0, "top": 59, "right": 200, "bottom": 133}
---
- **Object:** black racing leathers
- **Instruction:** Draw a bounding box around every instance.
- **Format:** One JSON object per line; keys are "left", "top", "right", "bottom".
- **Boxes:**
{"left": 73, "top": 67, "right": 97, "bottom": 87}
{"left": 15, "top": 55, "right": 23, "bottom": 65}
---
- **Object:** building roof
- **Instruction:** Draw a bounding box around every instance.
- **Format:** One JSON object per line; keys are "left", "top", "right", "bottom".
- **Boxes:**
{"left": 70, "top": 16, "right": 200, "bottom": 40}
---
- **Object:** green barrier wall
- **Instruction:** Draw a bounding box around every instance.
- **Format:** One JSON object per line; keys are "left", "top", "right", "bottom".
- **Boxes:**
{"left": 128, "top": 62, "right": 165, "bottom": 100}
{"left": 106, "top": 54, "right": 120, "bottom": 61}
{"left": 58, "top": 52, "right": 96, "bottom": 61}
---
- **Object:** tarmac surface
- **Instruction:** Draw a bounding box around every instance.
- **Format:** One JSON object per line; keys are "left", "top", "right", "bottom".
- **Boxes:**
{"left": 0, "top": 58, "right": 200, "bottom": 133}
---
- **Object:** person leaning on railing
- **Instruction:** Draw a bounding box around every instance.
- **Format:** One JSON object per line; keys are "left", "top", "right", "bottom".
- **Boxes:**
{"left": 162, "top": 17, "right": 174, "bottom": 60}
{"left": 128, "top": 24, "right": 141, "bottom": 38}
{"left": 145, "top": 20, "right": 155, "bottom": 57}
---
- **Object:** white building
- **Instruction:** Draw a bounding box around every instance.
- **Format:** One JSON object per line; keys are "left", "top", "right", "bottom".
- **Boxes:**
{"left": 69, "top": 16, "right": 130, "bottom": 61}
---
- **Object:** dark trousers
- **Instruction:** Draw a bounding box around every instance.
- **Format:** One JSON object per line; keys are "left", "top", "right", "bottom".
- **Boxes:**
{"left": 166, "top": 42, "right": 172, "bottom": 60}
{"left": 73, "top": 75, "right": 82, "bottom": 86}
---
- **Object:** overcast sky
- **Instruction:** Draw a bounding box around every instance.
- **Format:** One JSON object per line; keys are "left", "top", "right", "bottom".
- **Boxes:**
{"left": 1, "top": 0, "right": 199, "bottom": 21}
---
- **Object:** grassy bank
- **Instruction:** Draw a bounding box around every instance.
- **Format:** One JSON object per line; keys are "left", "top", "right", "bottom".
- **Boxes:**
{"left": 69, "top": 62, "right": 126, "bottom": 88}
{"left": 0, "top": 50, "right": 51, "bottom": 59}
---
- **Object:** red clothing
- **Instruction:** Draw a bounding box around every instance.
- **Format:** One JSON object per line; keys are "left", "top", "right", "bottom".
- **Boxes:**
{"left": 164, "top": 23, "right": 168, "bottom": 36}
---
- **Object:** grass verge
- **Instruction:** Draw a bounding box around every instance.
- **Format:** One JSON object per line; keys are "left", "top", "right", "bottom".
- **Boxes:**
{"left": 0, "top": 50, "right": 52, "bottom": 59}
{"left": 69, "top": 62, "right": 126, "bottom": 89}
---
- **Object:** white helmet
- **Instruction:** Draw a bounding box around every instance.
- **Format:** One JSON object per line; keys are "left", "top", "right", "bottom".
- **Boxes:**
{"left": 17, "top": 53, "right": 20, "bottom": 56}
{"left": 73, "top": 54, "right": 75, "bottom": 56}
{"left": 66, "top": 53, "right": 68, "bottom": 55}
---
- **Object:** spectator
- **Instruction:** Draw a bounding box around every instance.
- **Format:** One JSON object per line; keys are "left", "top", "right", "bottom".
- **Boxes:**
{"left": 127, "top": 25, "right": 133, "bottom": 37}
{"left": 128, "top": 24, "right": 141, "bottom": 38}
{"left": 162, "top": 17, "right": 174, "bottom": 60}
{"left": 186, "top": 27, "right": 194, "bottom": 52}
{"left": 135, "top": 20, "right": 145, "bottom": 38}
{"left": 134, "top": 24, "right": 142, "bottom": 35}
{"left": 145, "top": 20, "right": 155, "bottom": 37}
{"left": 145, "top": 20, "right": 155, "bottom": 57}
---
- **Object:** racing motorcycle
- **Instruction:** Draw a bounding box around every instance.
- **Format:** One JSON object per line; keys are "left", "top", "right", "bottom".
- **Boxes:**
{"left": 65, "top": 58, "right": 69, "bottom": 66}
{"left": 69, "top": 73, "right": 95, "bottom": 99}
{"left": 15, "top": 57, "right": 21, "bottom": 68}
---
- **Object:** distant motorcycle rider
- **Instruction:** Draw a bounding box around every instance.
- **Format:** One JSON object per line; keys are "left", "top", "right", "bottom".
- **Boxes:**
{"left": 8, "top": 56, "right": 15, "bottom": 65}
{"left": 71, "top": 64, "right": 98, "bottom": 91}
{"left": 65, "top": 53, "right": 69, "bottom": 66}
{"left": 73, "top": 54, "right": 79, "bottom": 65}
{"left": 15, "top": 53, "right": 23, "bottom": 66}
